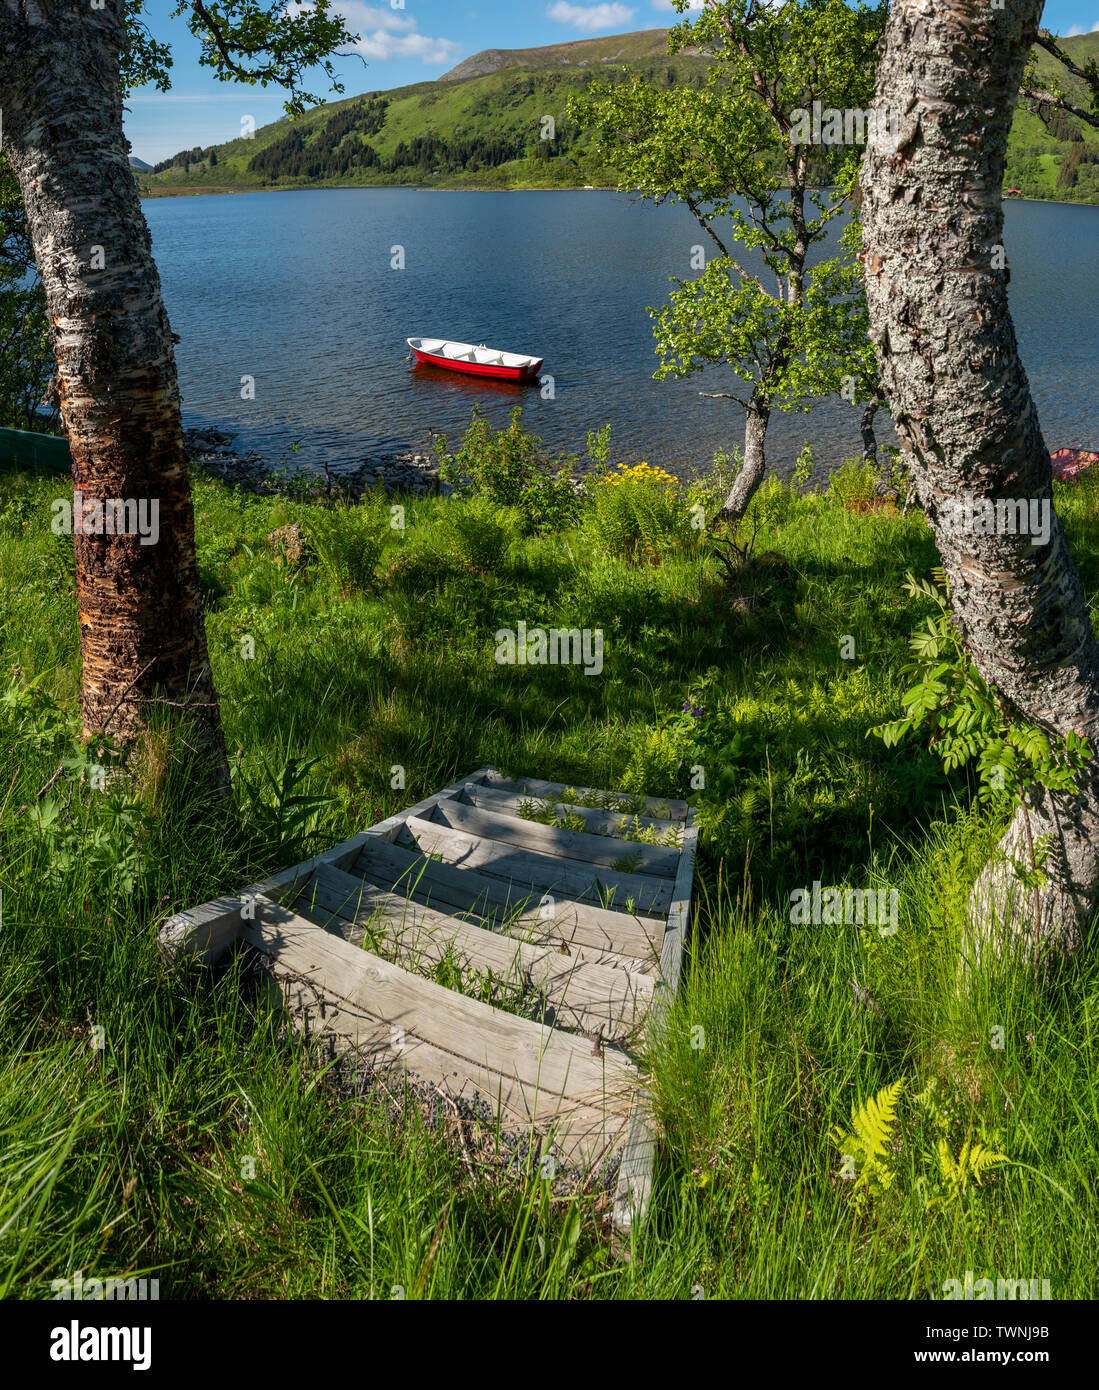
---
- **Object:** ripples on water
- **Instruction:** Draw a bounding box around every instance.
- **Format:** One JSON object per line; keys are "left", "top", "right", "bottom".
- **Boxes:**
{"left": 145, "top": 189, "right": 1099, "bottom": 483}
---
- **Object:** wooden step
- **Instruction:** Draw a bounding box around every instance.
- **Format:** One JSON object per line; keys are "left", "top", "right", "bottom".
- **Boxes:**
{"left": 162, "top": 765, "right": 698, "bottom": 1221}
{"left": 457, "top": 782, "right": 684, "bottom": 840}
{"left": 244, "top": 896, "right": 635, "bottom": 1163}
{"left": 483, "top": 769, "right": 689, "bottom": 822}
{"left": 350, "top": 832, "right": 665, "bottom": 963}
{"left": 427, "top": 797, "right": 681, "bottom": 879}
{"left": 289, "top": 864, "right": 653, "bottom": 1038}
{"left": 404, "top": 815, "right": 673, "bottom": 916}
{"left": 159, "top": 766, "right": 502, "bottom": 967}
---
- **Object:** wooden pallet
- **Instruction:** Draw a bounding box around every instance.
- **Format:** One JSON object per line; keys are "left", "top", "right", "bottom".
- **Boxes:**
{"left": 160, "top": 766, "right": 697, "bottom": 1233}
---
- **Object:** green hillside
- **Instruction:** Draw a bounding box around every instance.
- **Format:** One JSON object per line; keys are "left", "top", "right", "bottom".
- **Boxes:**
{"left": 1006, "top": 33, "right": 1099, "bottom": 200}
{"left": 140, "top": 28, "right": 710, "bottom": 195}
{"left": 437, "top": 27, "right": 679, "bottom": 81}
{"left": 139, "top": 28, "right": 1099, "bottom": 202}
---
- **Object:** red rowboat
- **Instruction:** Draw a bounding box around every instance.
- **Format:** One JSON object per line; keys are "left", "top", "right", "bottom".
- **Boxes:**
{"left": 407, "top": 337, "right": 543, "bottom": 382}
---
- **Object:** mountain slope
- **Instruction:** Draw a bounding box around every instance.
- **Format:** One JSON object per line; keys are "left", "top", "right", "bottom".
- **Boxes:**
{"left": 439, "top": 28, "right": 676, "bottom": 81}
{"left": 139, "top": 29, "right": 1099, "bottom": 203}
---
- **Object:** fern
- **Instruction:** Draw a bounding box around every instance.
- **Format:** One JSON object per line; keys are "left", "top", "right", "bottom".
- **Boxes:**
{"left": 304, "top": 504, "right": 385, "bottom": 596}
{"left": 830, "top": 1078, "right": 904, "bottom": 1189}
{"left": 927, "top": 1137, "right": 1007, "bottom": 1212}
{"left": 872, "top": 569, "right": 1092, "bottom": 967}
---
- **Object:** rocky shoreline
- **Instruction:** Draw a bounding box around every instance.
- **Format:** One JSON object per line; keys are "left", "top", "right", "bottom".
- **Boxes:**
{"left": 183, "top": 427, "right": 444, "bottom": 498}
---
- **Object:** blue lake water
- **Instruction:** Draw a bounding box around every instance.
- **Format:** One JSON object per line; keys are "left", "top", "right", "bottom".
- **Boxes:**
{"left": 144, "top": 189, "right": 1099, "bottom": 482}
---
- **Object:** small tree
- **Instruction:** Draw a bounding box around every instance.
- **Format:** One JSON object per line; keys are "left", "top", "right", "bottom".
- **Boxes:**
{"left": 0, "top": 155, "right": 55, "bottom": 432}
{"left": 570, "top": 0, "right": 886, "bottom": 524}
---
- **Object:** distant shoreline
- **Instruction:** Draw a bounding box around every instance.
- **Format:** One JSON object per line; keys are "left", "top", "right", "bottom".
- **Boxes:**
{"left": 139, "top": 183, "right": 619, "bottom": 198}
{"left": 138, "top": 182, "right": 1099, "bottom": 208}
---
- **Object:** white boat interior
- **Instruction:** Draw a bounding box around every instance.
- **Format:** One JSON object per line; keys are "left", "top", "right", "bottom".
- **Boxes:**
{"left": 408, "top": 337, "right": 539, "bottom": 369}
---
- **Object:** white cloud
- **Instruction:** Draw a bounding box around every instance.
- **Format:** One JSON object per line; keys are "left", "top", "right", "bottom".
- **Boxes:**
{"left": 650, "top": 1, "right": 707, "bottom": 11}
{"left": 290, "top": 3, "right": 462, "bottom": 63}
{"left": 546, "top": 3, "right": 636, "bottom": 33}
{"left": 1064, "top": 21, "right": 1099, "bottom": 35}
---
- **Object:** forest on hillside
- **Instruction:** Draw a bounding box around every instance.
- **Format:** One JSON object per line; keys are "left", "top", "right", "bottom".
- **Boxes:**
{"left": 141, "top": 31, "right": 1099, "bottom": 202}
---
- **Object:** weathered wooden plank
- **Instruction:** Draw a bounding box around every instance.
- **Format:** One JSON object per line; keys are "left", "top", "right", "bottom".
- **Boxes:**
{"left": 270, "top": 972, "right": 629, "bottom": 1165}
{"left": 351, "top": 832, "right": 665, "bottom": 964}
{"left": 610, "top": 1088, "right": 656, "bottom": 1245}
{"left": 366, "top": 766, "right": 492, "bottom": 841}
{"left": 158, "top": 766, "right": 494, "bottom": 965}
{"left": 240, "top": 900, "right": 636, "bottom": 1117}
{"left": 612, "top": 810, "right": 700, "bottom": 1236}
{"left": 404, "top": 816, "right": 673, "bottom": 917}
{"left": 458, "top": 782, "right": 684, "bottom": 840}
{"left": 428, "top": 797, "right": 680, "bottom": 879}
{"left": 291, "top": 864, "right": 654, "bottom": 1036}
{"left": 482, "top": 769, "right": 689, "bottom": 823}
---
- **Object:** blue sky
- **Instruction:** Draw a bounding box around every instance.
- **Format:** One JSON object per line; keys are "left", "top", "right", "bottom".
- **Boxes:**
{"left": 125, "top": 1, "right": 1099, "bottom": 163}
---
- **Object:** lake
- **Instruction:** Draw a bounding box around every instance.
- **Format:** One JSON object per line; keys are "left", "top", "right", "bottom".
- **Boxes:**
{"left": 144, "top": 189, "right": 1099, "bottom": 483}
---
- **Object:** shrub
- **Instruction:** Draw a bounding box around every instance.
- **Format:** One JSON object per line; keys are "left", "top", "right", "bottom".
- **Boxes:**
{"left": 584, "top": 461, "right": 692, "bottom": 564}
{"left": 430, "top": 497, "right": 523, "bottom": 573}
{"left": 828, "top": 457, "right": 881, "bottom": 511}
{"left": 383, "top": 547, "right": 457, "bottom": 593}
{"left": 435, "top": 407, "right": 581, "bottom": 533}
{"left": 745, "top": 472, "right": 802, "bottom": 532}
{"left": 686, "top": 446, "right": 742, "bottom": 527}
{"left": 621, "top": 726, "right": 683, "bottom": 798}
{"left": 303, "top": 503, "right": 385, "bottom": 595}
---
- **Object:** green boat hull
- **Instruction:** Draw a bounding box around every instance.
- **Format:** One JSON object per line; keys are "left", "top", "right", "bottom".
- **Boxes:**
{"left": 0, "top": 426, "right": 72, "bottom": 475}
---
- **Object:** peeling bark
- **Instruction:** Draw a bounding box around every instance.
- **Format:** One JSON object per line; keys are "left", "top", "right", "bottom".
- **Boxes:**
{"left": 0, "top": 1, "right": 229, "bottom": 787}
{"left": 859, "top": 0, "right": 1099, "bottom": 961}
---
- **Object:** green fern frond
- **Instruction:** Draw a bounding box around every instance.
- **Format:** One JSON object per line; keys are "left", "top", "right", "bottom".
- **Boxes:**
{"left": 940, "top": 1139, "right": 1006, "bottom": 1190}
{"left": 831, "top": 1078, "right": 904, "bottom": 1171}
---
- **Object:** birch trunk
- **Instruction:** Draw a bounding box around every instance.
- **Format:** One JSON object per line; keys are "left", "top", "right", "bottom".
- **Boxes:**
{"left": 0, "top": 1, "right": 229, "bottom": 787}
{"left": 860, "top": 391, "right": 880, "bottom": 467}
{"left": 859, "top": 0, "right": 1099, "bottom": 961}
{"left": 721, "top": 396, "right": 770, "bottom": 523}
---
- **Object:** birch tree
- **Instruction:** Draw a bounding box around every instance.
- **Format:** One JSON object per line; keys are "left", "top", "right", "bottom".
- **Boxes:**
{"left": 0, "top": 0, "right": 354, "bottom": 785}
{"left": 859, "top": 0, "right": 1099, "bottom": 961}
{"left": 571, "top": 0, "right": 885, "bottom": 523}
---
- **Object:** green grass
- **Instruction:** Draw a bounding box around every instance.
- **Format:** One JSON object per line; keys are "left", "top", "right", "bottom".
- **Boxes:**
{"left": 1, "top": 454, "right": 1098, "bottom": 1298}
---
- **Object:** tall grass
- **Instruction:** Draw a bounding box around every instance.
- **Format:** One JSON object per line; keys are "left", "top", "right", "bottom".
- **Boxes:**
{"left": 0, "top": 457, "right": 1096, "bottom": 1298}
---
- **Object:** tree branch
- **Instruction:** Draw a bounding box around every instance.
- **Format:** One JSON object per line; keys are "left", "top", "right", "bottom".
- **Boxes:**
{"left": 1021, "top": 86, "right": 1099, "bottom": 130}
